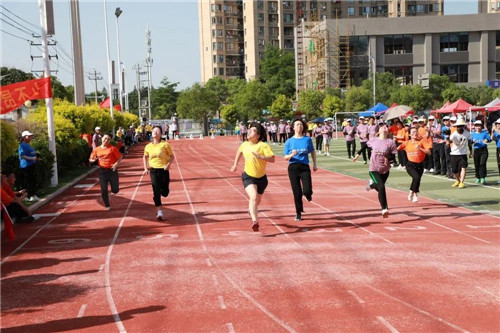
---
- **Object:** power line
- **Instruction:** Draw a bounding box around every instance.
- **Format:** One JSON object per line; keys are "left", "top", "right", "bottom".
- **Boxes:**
{"left": 0, "top": 4, "right": 41, "bottom": 30}
{"left": 0, "top": 28, "right": 32, "bottom": 42}
{"left": 0, "top": 17, "right": 36, "bottom": 37}
{"left": 0, "top": 11, "right": 40, "bottom": 36}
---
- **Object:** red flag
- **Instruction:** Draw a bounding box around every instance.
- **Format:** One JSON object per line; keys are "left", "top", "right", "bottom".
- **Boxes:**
{"left": 114, "top": 104, "right": 122, "bottom": 111}
{"left": 1, "top": 204, "right": 15, "bottom": 242}
{"left": 99, "top": 98, "right": 121, "bottom": 111}
{"left": 1, "top": 77, "right": 52, "bottom": 114}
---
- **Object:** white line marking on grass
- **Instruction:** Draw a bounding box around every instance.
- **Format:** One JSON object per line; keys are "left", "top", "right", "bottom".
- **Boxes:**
{"left": 77, "top": 304, "right": 87, "bottom": 318}
{"left": 226, "top": 323, "right": 236, "bottom": 333}
{"left": 348, "top": 290, "right": 365, "bottom": 304}
{"left": 104, "top": 172, "right": 145, "bottom": 333}
{"left": 218, "top": 295, "right": 227, "bottom": 309}
{"left": 376, "top": 316, "right": 400, "bottom": 333}
{"left": 175, "top": 148, "right": 297, "bottom": 333}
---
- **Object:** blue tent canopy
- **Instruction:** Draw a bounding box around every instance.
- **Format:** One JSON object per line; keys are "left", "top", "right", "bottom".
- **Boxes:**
{"left": 358, "top": 111, "right": 375, "bottom": 117}
{"left": 367, "top": 102, "right": 389, "bottom": 112}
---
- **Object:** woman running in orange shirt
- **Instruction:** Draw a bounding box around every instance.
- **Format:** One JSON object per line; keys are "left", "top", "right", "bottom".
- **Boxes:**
{"left": 397, "top": 127, "right": 432, "bottom": 203}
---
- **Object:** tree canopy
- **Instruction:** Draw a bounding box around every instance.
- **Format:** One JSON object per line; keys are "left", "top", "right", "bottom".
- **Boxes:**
{"left": 258, "top": 46, "right": 296, "bottom": 98}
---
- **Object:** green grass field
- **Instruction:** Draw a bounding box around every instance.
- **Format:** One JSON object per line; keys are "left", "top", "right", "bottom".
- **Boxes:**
{"left": 270, "top": 136, "right": 500, "bottom": 217}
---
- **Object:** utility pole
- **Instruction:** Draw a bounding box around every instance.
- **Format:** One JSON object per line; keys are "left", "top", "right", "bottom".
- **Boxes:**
{"left": 38, "top": 0, "right": 58, "bottom": 187}
{"left": 145, "top": 26, "right": 152, "bottom": 121}
{"left": 134, "top": 62, "right": 142, "bottom": 117}
{"left": 103, "top": 0, "right": 114, "bottom": 119}
{"left": 69, "top": 0, "right": 85, "bottom": 105}
{"left": 115, "top": 7, "right": 123, "bottom": 111}
{"left": 88, "top": 69, "right": 103, "bottom": 104}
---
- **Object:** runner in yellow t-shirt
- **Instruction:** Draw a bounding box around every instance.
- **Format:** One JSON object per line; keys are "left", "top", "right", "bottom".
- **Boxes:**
{"left": 231, "top": 123, "right": 275, "bottom": 231}
{"left": 143, "top": 126, "right": 175, "bottom": 221}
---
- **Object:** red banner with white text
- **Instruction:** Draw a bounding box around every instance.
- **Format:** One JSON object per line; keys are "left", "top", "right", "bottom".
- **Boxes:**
{"left": 0, "top": 77, "right": 53, "bottom": 114}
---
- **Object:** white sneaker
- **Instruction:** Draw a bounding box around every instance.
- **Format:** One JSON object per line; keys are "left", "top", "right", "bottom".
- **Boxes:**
{"left": 157, "top": 210, "right": 164, "bottom": 221}
{"left": 365, "top": 179, "right": 373, "bottom": 191}
{"left": 326, "top": 152, "right": 330, "bottom": 156}
{"left": 412, "top": 196, "right": 419, "bottom": 203}
{"left": 424, "top": 169, "right": 429, "bottom": 173}
{"left": 105, "top": 206, "right": 111, "bottom": 211}
{"left": 29, "top": 195, "right": 40, "bottom": 202}
{"left": 429, "top": 168, "right": 435, "bottom": 173}
{"left": 497, "top": 180, "right": 500, "bottom": 184}
{"left": 408, "top": 192, "right": 413, "bottom": 201}
{"left": 323, "top": 152, "right": 327, "bottom": 156}
{"left": 382, "top": 209, "right": 389, "bottom": 218}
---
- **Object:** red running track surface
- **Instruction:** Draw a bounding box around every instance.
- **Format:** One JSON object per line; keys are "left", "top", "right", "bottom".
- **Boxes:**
{"left": 2, "top": 137, "right": 499, "bottom": 333}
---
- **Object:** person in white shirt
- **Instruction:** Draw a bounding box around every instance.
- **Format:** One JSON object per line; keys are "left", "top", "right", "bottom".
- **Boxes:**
{"left": 449, "top": 118, "right": 472, "bottom": 189}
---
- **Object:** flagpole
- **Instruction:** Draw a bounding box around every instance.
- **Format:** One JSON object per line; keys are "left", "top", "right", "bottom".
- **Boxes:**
{"left": 103, "top": 0, "right": 114, "bottom": 119}
{"left": 38, "top": 0, "right": 58, "bottom": 187}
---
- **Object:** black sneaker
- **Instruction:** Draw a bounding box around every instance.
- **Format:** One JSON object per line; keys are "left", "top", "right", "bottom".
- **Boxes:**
{"left": 252, "top": 222, "right": 259, "bottom": 232}
{"left": 17, "top": 216, "right": 35, "bottom": 223}
{"left": 294, "top": 213, "right": 302, "bottom": 221}
{"left": 305, "top": 194, "right": 312, "bottom": 202}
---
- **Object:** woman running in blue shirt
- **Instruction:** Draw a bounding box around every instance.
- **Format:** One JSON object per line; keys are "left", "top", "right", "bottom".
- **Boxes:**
{"left": 284, "top": 119, "right": 318, "bottom": 221}
{"left": 491, "top": 119, "right": 500, "bottom": 184}
{"left": 470, "top": 120, "right": 491, "bottom": 184}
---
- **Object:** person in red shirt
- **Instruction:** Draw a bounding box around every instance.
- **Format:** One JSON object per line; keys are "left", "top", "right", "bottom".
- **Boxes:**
{"left": 89, "top": 134, "right": 122, "bottom": 210}
{"left": 1, "top": 172, "right": 35, "bottom": 223}
{"left": 397, "top": 127, "right": 432, "bottom": 203}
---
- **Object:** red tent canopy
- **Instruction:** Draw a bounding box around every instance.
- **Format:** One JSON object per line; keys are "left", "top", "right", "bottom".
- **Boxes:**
{"left": 431, "top": 99, "right": 473, "bottom": 114}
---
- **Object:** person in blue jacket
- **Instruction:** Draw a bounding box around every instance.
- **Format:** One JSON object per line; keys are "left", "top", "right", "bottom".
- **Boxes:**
{"left": 492, "top": 118, "right": 500, "bottom": 184}
{"left": 18, "top": 130, "right": 40, "bottom": 202}
{"left": 284, "top": 119, "right": 318, "bottom": 221}
{"left": 470, "top": 120, "right": 491, "bottom": 184}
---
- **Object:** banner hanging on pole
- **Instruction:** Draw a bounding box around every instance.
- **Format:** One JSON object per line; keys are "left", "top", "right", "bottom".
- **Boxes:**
{"left": 0, "top": 77, "right": 53, "bottom": 114}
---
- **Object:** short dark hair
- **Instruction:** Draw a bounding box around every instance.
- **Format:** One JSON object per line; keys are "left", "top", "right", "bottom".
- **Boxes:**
{"left": 153, "top": 125, "right": 163, "bottom": 134}
{"left": 291, "top": 119, "right": 308, "bottom": 136}
{"left": 249, "top": 122, "right": 267, "bottom": 142}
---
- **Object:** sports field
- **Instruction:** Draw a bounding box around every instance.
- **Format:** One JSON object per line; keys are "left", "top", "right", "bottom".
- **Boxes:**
{"left": 1, "top": 136, "right": 499, "bottom": 333}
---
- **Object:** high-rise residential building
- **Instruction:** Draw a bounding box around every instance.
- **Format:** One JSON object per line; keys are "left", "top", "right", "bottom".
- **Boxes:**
{"left": 198, "top": 0, "right": 443, "bottom": 84}
{"left": 478, "top": 0, "right": 500, "bottom": 12}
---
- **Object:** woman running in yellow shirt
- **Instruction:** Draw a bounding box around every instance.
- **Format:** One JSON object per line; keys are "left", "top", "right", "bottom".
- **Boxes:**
{"left": 231, "top": 123, "right": 275, "bottom": 231}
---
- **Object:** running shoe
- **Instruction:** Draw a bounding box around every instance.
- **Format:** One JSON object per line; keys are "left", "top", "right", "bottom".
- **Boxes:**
{"left": 157, "top": 210, "right": 164, "bottom": 221}
{"left": 105, "top": 206, "right": 111, "bottom": 211}
{"left": 252, "top": 221, "right": 259, "bottom": 231}
{"left": 475, "top": 178, "right": 480, "bottom": 184}
{"left": 381, "top": 209, "right": 389, "bottom": 218}
{"left": 480, "top": 178, "right": 486, "bottom": 184}
{"left": 412, "top": 196, "right": 419, "bottom": 203}
{"left": 429, "top": 168, "right": 435, "bottom": 173}
{"left": 17, "top": 216, "right": 35, "bottom": 223}
{"left": 326, "top": 152, "right": 330, "bottom": 156}
{"left": 365, "top": 179, "right": 373, "bottom": 191}
{"left": 458, "top": 183, "right": 465, "bottom": 189}
{"left": 29, "top": 195, "right": 40, "bottom": 202}
{"left": 408, "top": 192, "right": 413, "bottom": 201}
{"left": 294, "top": 213, "right": 302, "bottom": 221}
{"left": 451, "top": 181, "right": 460, "bottom": 187}
{"left": 363, "top": 161, "right": 367, "bottom": 165}
{"left": 305, "top": 194, "right": 312, "bottom": 202}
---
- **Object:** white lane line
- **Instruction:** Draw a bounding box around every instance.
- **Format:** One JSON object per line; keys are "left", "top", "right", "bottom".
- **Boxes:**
{"left": 206, "top": 258, "right": 213, "bottom": 267}
{"left": 74, "top": 183, "right": 96, "bottom": 188}
{"left": 77, "top": 304, "right": 87, "bottom": 318}
{"left": 32, "top": 213, "right": 61, "bottom": 218}
{"left": 226, "top": 323, "right": 236, "bottom": 333}
{"left": 347, "top": 290, "right": 365, "bottom": 304}
{"left": 218, "top": 295, "right": 227, "bottom": 310}
{"left": 104, "top": 172, "right": 145, "bottom": 333}
{"left": 175, "top": 149, "right": 297, "bottom": 333}
{"left": 99, "top": 264, "right": 104, "bottom": 272}
{"left": 475, "top": 286, "right": 500, "bottom": 301}
{"left": 212, "top": 274, "right": 219, "bottom": 287}
{"left": 376, "top": 316, "right": 400, "bottom": 333}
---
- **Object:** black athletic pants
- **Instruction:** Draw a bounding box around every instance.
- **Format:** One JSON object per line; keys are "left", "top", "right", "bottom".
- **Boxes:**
{"left": 406, "top": 161, "right": 424, "bottom": 193}
{"left": 279, "top": 133, "right": 287, "bottom": 144}
{"left": 21, "top": 164, "right": 37, "bottom": 198}
{"left": 396, "top": 142, "right": 407, "bottom": 167}
{"left": 368, "top": 171, "right": 390, "bottom": 210}
{"left": 150, "top": 168, "right": 170, "bottom": 207}
{"left": 497, "top": 148, "right": 500, "bottom": 177}
{"left": 473, "top": 147, "right": 488, "bottom": 179}
{"left": 357, "top": 142, "right": 369, "bottom": 162}
{"left": 432, "top": 142, "right": 446, "bottom": 174}
{"left": 288, "top": 163, "right": 312, "bottom": 215}
{"left": 99, "top": 168, "right": 119, "bottom": 207}
{"left": 315, "top": 136, "right": 323, "bottom": 152}
{"left": 346, "top": 140, "right": 356, "bottom": 159}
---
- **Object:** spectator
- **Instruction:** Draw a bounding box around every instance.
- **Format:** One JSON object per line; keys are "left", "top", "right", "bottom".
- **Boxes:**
{"left": 92, "top": 127, "right": 102, "bottom": 150}
{"left": 1, "top": 172, "right": 36, "bottom": 223}
{"left": 18, "top": 130, "right": 39, "bottom": 202}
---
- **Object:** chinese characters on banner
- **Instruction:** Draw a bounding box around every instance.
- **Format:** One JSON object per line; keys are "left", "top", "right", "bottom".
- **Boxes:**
{"left": 0, "top": 77, "right": 53, "bottom": 114}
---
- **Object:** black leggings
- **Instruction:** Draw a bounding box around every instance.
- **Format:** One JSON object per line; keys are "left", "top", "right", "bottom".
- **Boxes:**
{"left": 99, "top": 168, "right": 119, "bottom": 207}
{"left": 357, "top": 142, "right": 369, "bottom": 162}
{"left": 21, "top": 164, "right": 37, "bottom": 197}
{"left": 406, "top": 161, "right": 424, "bottom": 193}
{"left": 315, "top": 136, "right": 323, "bottom": 151}
{"left": 369, "top": 171, "right": 390, "bottom": 210}
{"left": 346, "top": 140, "right": 356, "bottom": 158}
{"left": 279, "top": 133, "right": 287, "bottom": 144}
{"left": 473, "top": 147, "right": 488, "bottom": 179}
{"left": 497, "top": 148, "right": 500, "bottom": 176}
{"left": 396, "top": 142, "right": 407, "bottom": 167}
{"left": 288, "top": 163, "right": 312, "bottom": 214}
{"left": 150, "top": 168, "right": 170, "bottom": 207}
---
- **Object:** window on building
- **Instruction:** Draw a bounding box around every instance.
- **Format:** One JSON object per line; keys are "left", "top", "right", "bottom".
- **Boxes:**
{"left": 226, "top": 43, "right": 234, "bottom": 51}
{"left": 213, "top": 55, "right": 216, "bottom": 63}
{"left": 211, "top": 17, "right": 216, "bottom": 25}
{"left": 212, "top": 30, "right": 215, "bottom": 38}
{"left": 259, "top": 52, "right": 264, "bottom": 59}
{"left": 245, "top": 54, "right": 247, "bottom": 60}
{"left": 217, "top": 29, "right": 223, "bottom": 37}
{"left": 362, "top": 6, "right": 370, "bottom": 14}
{"left": 440, "top": 32, "right": 468, "bottom": 52}
{"left": 440, "top": 64, "right": 468, "bottom": 83}
{"left": 216, "top": 4, "right": 221, "bottom": 11}
{"left": 497, "top": 31, "right": 500, "bottom": 46}
{"left": 211, "top": 4, "right": 215, "bottom": 12}
{"left": 385, "top": 66, "right": 413, "bottom": 85}
{"left": 217, "top": 16, "right": 222, "bottom": 24}
{"left": 350, "top": 36, "right": 369, "bottom": 55}
{"left": 258, "top": 26, "right": 264, "bottom": 35}
{"left": 408, "top": 5, "right": 416, "bottom": 13}
{"left": 219, "top": 68, "right": 224, "bottom": 76}
{"left": 428, "top": 4, "right": 433, "bottom": 12}
{"left": 496, "top": 62, "right": 500, "bottom": 79}
{"left": 497, "top": 2, "right": 500, "bottom": 9}
{"left": 284, "top": 13, "right": 294, "bottom": 23}
{"left": 246, "top": 66, "right": 248, "bottom": 73}
{"left": 492, "top": 1, "right": 495, "bottom": 9}
{"left": 258, "top": 39, "right": 265, "bottom": 46}
{"left": 284, "top": 39, "right": 294, "bottom": 49}
{"left": 218, "top": 42, "right": 223, "bottom": 50}
{"left": 384, "top": 34, "right": 413, "bottom": 54}
{"left": 347, "top": 7, "right": 354, "bottom": 15}
{"left": 417, "top": 4, "right": 424, "bottom": 12}
{"left": 258, "top": 13, "right": 264, "bottom": 22}
{"left": 283, "top": 1, "right": 292, "bottom": 9}
{"left": 212, "top": 42, "right": 216, "bottom": 51}
{"left": 214, "top": 67, "right": 217, "bottom": 75}
{"left": 257, "top": 0, "right": 263, "bottom": 9}
{"left": 271, "top": 40, "right": 279, "bottom": 47}
{"left": 434, "top": 3, "right": 440, "bottom": 11}
{"left": 321, "top": 2, "right": 327, "bottom": 10}
{"left": 219, "top": 55, "right": 224, "bottom": 63}
{"left": 284, "top": 27, "right": 294, "bottom": 36}
{"left": 269, "top": 27, "right": 279, "bottom": 37}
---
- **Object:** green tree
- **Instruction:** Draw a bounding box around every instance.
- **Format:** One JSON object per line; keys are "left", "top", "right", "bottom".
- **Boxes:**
{"left": 345, "top": 86, "right": 372, "bottom": 111}
{"left": 0, "top": 120, "right": 17, "bottom": 163}
{"left": 176, "top": 83, "right": 219, "bottom": 135}
{"left": 221, "top": 104, "right": 240, "bottom": 126}
{"left": 151, "top": 77, "right": 179, "bottom": 119}
{"left": 390, "top": 85, "right": 432, "bottom": 111}
{"left": 298, "top": 90, "right": 325, "bottom": 119}
{"left": 258, "top": 46, "right": 295, "bottom": 98}
{"left": 323, "top": 95, "right": 345, "bottom": 117}
{"left": 0, "top": 67, "right": 34, "bottom": 85}
{"left": 232, "top": 80, "right": 272, "bottom": 121}
{"left": 269, "top": 94, "right": 293, "bottom": 119}
{"left": 493, "top": 88, "right": 500, "bottom": 99}
{"left": 429, "top": 74, "right": 454, "bottom": 108}
{"left": 361, "top": 72, "right": 399, "bottom": 106}
{"left": 50, "top": 76, "right": 74, "bottom": 102}
{"left": 442, "top": 85, "right": 475, "bottom": 104}
{"left": 225, "top": 78, "right": 247, "bottom": 102}
{"left": 325, "top": 87, "right": 342, "bottom": 98}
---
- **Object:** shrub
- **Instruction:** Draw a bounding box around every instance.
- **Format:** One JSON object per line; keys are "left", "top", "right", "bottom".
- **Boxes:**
{"left": 1, "top": 121, "right": 17, "bottom": 163}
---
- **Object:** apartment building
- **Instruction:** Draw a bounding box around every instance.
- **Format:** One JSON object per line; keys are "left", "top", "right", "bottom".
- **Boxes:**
{"left": 479, "top": 0, "right": 500, "bottom": 13}
{"left": 297, "top": 13, "right": 500, "bottom": 93}
{"left": 198, "top": 0, "right": 443, "bottom": 84}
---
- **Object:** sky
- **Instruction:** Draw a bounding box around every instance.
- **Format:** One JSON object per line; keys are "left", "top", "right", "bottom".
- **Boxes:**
{"left": 1, "top": 0, "right": 479, "bottom": 95}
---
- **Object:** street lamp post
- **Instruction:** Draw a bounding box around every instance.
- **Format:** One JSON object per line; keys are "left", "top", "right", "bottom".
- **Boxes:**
{"left": 115, "top": 7, "right": 124, "bottom": 112}
{"left": 369, "top": 56, "right": 376, "bottom": 107}
{"left": 103, "top": 0, "right": 113, "bottom": 119}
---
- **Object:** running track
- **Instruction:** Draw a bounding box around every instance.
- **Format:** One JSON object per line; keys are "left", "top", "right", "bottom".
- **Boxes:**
{"left": 2, "top": 137, "right": 499, "bottom": 333}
